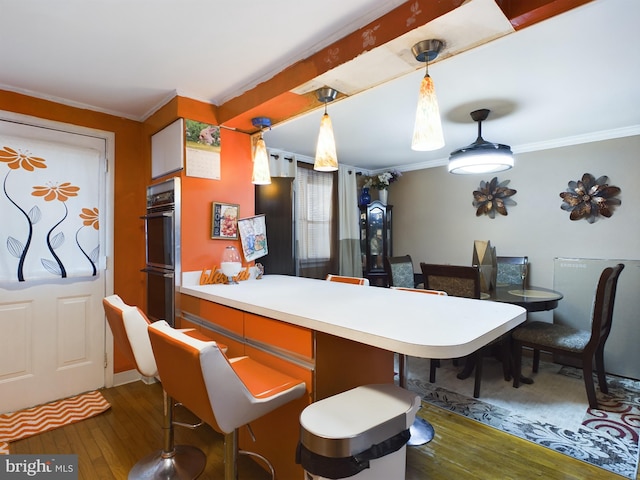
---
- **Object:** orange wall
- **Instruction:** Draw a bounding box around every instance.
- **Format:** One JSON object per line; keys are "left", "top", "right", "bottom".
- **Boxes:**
{"left": 143, "top": 97, "right": 255, "bottom": 273}
{"left": 1, "top": 91, "right": 254, "bottom": 373}
{"left": 180, "top": 128, "right": 254, "bottom": 272}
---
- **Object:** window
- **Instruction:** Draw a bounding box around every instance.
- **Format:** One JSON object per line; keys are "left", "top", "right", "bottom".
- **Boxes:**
{"left": 296, "top": 163, "right": 337, "bottom": 278}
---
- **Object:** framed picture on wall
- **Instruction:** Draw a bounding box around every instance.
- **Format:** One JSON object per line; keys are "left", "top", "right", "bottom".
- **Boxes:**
{"left": 238, "top": 214, "right": 268, "bottom": 262}
{"left": 211, "top": 202, "right": 239, "bottom": 239}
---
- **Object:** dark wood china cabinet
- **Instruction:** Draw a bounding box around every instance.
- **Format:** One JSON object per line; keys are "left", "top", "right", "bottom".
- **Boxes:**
{"left": 359, "top": 200, "right": 392, "bottom": 286}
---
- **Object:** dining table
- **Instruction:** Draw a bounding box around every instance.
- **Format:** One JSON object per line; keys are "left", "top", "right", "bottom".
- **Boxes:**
{"left": 486, "top": 285, "right": 564, "bottom": 312}
{"left": 457, "top": 284, "right": 564, "bottom": 383}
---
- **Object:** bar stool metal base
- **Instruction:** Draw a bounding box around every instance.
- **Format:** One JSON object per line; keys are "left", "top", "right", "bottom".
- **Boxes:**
{"left": 407, "top": 417, "right": 435, "bottom": 446}
{"left": 128, "top": 445, "right": 206, "bottom": 480}
{"left": 399, "top": 354, "right": 435, "bottom": 446}
{"left": 224, "top": 429, "right": 276, "bottom": 480}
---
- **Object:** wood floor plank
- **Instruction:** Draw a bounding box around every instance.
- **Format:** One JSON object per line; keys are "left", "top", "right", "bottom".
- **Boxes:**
{"left": 7, "top": 381, "right": 637, "bottom": 479}
{"left": 63, "top": 424, "right": 94, "bottom": 480}
{"left": 93, "top": 412, "right": 140, "bottom": 478}
{"left": 72, "top": 417, "right": 103, "bottom": 462}
{"left": 408, "top": 403, "right": 629, "bottom": 480}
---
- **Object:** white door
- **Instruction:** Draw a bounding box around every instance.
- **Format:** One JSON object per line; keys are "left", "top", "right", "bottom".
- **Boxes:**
{"left": 0, "top": 114, "right": 113, "bottom": 414}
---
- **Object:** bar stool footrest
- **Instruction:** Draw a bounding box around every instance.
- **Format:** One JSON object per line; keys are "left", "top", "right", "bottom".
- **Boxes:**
{"left": 239, "top": 449, "right": 275, "bottom": 480}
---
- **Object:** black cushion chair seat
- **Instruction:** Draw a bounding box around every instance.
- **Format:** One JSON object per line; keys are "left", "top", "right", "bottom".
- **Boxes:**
{"left": 512, "top": 322, "right": 591, "bottom": 353}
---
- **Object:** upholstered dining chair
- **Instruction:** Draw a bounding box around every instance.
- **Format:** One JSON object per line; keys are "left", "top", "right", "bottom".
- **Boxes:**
{"left": 496, "top": 256, "right": 529, "bottom": 287}
{"left": 147, "top": 320, "right": 307, "bottom": 480}
{"left": 419, "top": 263, "right": 511, "bottom": 398}
{"left": 325, "top": 274, "right": 370, "bottom": 285}
{"left": 512, "top": 263, "right": 624, "bottom": 409}
{"left": 102, "top": 295, "right": 206, "bottom": 479}
{"left": 385, "top": 254, "right": 418, "bottom": 288}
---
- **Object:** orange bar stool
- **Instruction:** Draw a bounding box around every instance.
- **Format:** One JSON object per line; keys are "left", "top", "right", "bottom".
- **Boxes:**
{"left": 103, "top": 295, "right": 206, "bottom": 479}
{"left": 147, "top": 320, "right": 307, "bottom": 480}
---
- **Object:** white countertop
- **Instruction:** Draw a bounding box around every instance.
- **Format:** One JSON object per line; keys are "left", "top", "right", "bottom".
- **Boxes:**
{"left": 180, "top": 274, "right": 527, "bottom": 359}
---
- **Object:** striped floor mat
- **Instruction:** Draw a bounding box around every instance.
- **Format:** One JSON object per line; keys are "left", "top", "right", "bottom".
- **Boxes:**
{"left": 0, "top": 390, "right": 110, "bottom": 454}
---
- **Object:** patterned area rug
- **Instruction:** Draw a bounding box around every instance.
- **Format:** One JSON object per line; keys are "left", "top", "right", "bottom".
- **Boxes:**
{"left": 0, "top": 390, "right": 110, "bottom": 454}
{"left": 407, "top": 357, "right": 640, "bottom": 479}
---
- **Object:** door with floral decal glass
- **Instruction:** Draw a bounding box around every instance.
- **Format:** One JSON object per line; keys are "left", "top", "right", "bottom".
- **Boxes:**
{"left": 0, "top": 116, "right": 110, "bottom": 413}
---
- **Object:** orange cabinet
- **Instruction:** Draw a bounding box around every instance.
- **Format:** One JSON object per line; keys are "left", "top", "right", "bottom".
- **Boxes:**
{"left": 178, "top": 293, "right": 245, "bottom": 357}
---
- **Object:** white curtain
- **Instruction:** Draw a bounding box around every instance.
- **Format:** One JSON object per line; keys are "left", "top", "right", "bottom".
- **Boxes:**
{"left": 337, "top": 165, "right": 362, "bottom": 276}
{"left": 0, "top": 130, "right": 102, "bottom": 282}
{"left": 296, "top": 165, "right": 335, "bottom": 278}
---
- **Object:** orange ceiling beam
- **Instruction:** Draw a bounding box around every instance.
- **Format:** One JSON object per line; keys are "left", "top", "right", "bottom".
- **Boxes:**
{"left": 218, "top": 0, "right": 595, "bottom": 133}
{"left": 497, "top": 0, "right": 595, "bottom": 29}
{"left": 218, "top": 0, "right": 464, "bottom": 132}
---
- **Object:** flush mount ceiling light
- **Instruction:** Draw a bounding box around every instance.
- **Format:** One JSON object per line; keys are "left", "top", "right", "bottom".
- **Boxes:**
{"left": 448, "top": 109, "right": 513, "bottom": 174}
{"left": 314, "top": 87, "right": 339, "bottom": 172}
{"left": 411, "top": 39, "right": 445, "bottom": 152}
{"left": 251, "top": 117, "right": 272, "bottom": 185}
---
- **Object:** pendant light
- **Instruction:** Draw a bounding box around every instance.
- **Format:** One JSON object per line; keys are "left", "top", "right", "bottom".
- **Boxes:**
{"left": 251, "top": 117, "right": 271, "bottom": 185}
{"left": 314, "top": 87, "right": 339, "bottom": 172}
{"left": 448, "top": 109, "right": 513, "bottom": 174}
{"left": 411, "top": 39, "right": 445, "bottom": 152}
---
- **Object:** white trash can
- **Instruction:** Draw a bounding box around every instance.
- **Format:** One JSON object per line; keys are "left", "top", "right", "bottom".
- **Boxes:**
{"left": 297, "top": 384, "right": 421, "bottom": 479}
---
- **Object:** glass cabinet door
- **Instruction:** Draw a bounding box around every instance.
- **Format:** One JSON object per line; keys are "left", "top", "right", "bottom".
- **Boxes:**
{"left": 368, "top": 206, "right": 384, "bottom": 271}
{"left": 360, "top": 210, "right": 367, "bottom": 271}
{"left": 359, "top": 201, "right": 392, "bottom": 284}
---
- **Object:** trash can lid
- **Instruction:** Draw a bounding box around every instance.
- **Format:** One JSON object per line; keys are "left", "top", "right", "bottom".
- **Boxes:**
{"left": 300, "top": 384, "right": 421, "bottom": 458}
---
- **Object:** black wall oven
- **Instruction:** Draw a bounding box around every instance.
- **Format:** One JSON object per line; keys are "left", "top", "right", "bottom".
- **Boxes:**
{"left": 145, "top": 210, "right": 175, "bottom": 269}
{"left": 142, "top": 178, "right": 180, "bottom": 326}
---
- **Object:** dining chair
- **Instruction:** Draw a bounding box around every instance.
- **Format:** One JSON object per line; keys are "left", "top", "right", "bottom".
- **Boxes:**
{"left": 384, "top": 254, "right": 418, "bottom": 288}
{"left": 148, "top": 320, "right": 306, "bottom": 480}
{"left": 102, "top": 295, "right": 206, "bottom": 479}
{"left": 419, "top": 263, "right": 510, "bottom": 398}
{"left": 512, "top": 263, "right": 624, "bottom": 408}
{"left": 325, "top": 274, "right": 370, "bottom": 285}
{"left": 496, "top": 256, "right": 529, "bottom": 287}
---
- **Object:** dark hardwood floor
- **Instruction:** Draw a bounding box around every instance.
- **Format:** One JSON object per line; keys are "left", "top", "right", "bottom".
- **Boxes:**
{"left": 9, "top": 380, "right": 632, "bottom": 479}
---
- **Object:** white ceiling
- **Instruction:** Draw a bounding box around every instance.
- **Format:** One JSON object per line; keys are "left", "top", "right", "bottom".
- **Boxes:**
{"left": 1, "top": 0, "right": 639, "bottom": 172}
{"left": 0, "top": 0, "right": 407, "bottom": 117}
{"left": 267, "top": 0, "right": 640, "bottom": 171}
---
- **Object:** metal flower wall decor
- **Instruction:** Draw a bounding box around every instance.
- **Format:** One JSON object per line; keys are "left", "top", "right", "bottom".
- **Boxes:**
{"left": 559, "top": 173, "right": 621, "bottom": 223}
{"left": 472, "top": 177, "right": 517, "bottom": 218}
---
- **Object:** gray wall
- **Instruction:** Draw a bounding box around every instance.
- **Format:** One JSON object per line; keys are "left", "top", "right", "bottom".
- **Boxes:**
{"left": 387, "top": 135, "right": 640, "bottom": 322}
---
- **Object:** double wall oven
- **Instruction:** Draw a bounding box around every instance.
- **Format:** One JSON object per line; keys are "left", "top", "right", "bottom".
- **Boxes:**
{"left": 142, "top": 177, "right": 181, "bottom": 326}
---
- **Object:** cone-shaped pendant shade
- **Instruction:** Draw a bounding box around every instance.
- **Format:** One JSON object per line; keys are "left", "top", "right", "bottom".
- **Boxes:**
{"left": 251, "top": 135, "right": 271, "bottom": 185}
{"left": 411, "top": 74, "right": 444, "bottom": 151}
{"left": 314, "top": 112, "right": 338, "bottom": 171}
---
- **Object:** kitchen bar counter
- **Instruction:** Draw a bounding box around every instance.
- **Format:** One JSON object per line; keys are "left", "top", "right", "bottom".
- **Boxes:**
{"left": 180, "top": 274, "right": 526, "bottom": 359}
{"left": 179, "top": 274, "right": 527, "bottom": 479}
